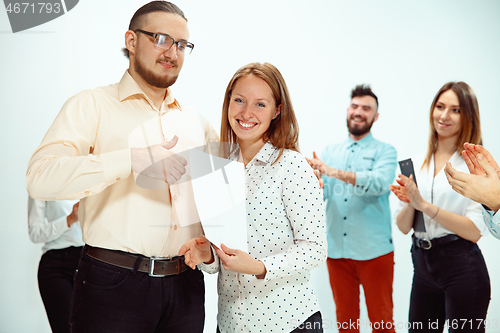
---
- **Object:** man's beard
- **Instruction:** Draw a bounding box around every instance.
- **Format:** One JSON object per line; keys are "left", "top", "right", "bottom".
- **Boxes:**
{"left": 134, "top": 56, "right": 178, "bottom": 89}
{"left": 346, "top": 116, "right": 375, "bottom": 136}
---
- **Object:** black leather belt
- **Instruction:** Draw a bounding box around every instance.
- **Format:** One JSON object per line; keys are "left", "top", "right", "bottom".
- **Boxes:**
{"left": 412, "top": 234, "right": 460, "bottom": 250}
{"left": 85, "top": 246, "right": 189, "bottom": 277}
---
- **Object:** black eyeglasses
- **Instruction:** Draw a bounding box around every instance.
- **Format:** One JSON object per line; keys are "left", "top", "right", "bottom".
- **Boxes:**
{"left": 135, "top": 29, "right": 194, "bottom": 55}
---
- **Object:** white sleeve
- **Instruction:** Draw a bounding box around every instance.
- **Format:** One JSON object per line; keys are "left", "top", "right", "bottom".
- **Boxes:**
{"left": 28, "top": 197, "right": 70, "bottom": 244}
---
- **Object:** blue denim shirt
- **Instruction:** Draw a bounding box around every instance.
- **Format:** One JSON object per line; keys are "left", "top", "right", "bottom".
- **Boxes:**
{"left": 321, "top": 133, "right": 397, "bottom": 260}
{"left": 482, "top": 207, "right": 500, "bottom": 240}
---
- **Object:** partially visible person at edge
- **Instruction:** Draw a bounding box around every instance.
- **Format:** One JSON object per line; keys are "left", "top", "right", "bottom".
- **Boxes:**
{"left": 25, "top": 2, "right": 219, "bottom": 332}
{"left": 28, "top": 197, "right": 84, "bottom": 333}
{"left": 307, "top": 85, "right": 397, "bottom": 333}
{"left": 445, "top": 143, "right": 500, "bottom": 239}
{"left": 390, "top": 81, "right": 490, "bottom": 332}
{"left": 180, "top": 62, "right": 327, "bottom": 333}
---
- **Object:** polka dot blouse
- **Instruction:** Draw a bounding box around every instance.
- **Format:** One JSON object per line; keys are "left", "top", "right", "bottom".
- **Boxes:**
{"left": 216, "top": 142, "right": 327, "bottom": 333}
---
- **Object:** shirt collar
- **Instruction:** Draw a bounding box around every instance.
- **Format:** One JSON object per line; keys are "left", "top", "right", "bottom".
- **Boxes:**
{"left": 347, "top": 132, "right": 374, "bottom": 148}
{"left": 252, "top": 141, "right": 278, "bottom": 165}
{"left": 117, "top": 70, "right": 180, "bottom": 110}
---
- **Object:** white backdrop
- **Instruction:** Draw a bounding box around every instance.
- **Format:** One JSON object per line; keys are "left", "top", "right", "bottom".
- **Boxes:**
{"left": 0, "top": 1, "right": 499, "bottom": 332}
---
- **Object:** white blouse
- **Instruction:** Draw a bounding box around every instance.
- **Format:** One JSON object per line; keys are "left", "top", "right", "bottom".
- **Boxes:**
{"left": 212, "top": 142, "right": 327, "bottom": 333}
{"left": 394, "top": 151, "right": 486, "bottom": 240}
{"left": 28, "top": 197, "right": 84, "bottom": 253}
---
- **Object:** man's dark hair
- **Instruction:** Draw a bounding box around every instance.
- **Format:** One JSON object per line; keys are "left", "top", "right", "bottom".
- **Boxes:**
{"left": 122, "top": 1, "right": 187, "bottom": 59}
{"left": 351, "top": 84, "right": 379, "bottom": 110}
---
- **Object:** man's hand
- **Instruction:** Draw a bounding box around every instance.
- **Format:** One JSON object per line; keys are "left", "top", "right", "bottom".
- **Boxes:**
{"left": 313, "top": 170, "right": 324, "bottom": 189}
{"left": 178, "top": 235, "right": 214, "bottom": 269}
{"left": 131, "top": 136, "right": 187, "bottom": 185}
{"left": 307, "top": 151, "right": 329, "bottom": 187}
{"left": 67, "top": 202, "right": 79, "bottom": 227}
{"left": 214, "top": 244, "right": 266, "bottom": 279}
{"left": 306, "top": 151, "right": 328, "bottom": 175}
{"left": 445, "top": 154, "right": 500, "bottom": 212}
{"left": 462, "top": 143, "right": 500, "bottom": 178}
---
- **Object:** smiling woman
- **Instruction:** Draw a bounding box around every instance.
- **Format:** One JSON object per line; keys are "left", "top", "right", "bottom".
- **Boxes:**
{"left": 217, "top": 62, "right": 326, "bottom": 332}
{"left": 180, "top": 62, "right": 327, "bottom": 333}
{"left": 220, "top": 62, "right": 300, "bottom": 165}
{"left": 432, "top": 89, "right": 462, "bottom": 140}
{"left": 390, "top": 81, "right": 490, "bottom": 333}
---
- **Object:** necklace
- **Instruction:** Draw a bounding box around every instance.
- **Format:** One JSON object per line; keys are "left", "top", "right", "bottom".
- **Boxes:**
{"left": 431, "top": 154, "right": 435, "bottom": 204}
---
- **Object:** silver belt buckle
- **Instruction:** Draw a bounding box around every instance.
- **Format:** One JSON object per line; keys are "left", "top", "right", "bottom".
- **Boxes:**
{"left": 421, "top": 239, "right": 432, "bottom": 250}
{"left": 149, "top": 257, "right": 168, "bottom": 277}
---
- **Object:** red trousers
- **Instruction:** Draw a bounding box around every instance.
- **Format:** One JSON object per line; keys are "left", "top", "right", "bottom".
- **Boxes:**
{"left": 327, "top": 252, "right": 395, "bottom": 333}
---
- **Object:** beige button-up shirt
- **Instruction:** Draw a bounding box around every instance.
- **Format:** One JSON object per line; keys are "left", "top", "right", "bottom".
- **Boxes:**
{"left": 26, "top": 71, "right": 219, "bottom": 257}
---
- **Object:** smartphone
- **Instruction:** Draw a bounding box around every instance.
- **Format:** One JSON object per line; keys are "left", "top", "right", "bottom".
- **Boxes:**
{"left": 398, "top": 158, "right": 426, "bottom": 232}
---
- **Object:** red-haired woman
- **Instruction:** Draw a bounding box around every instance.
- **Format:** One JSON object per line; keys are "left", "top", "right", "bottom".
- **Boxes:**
{"left": 181, "top": 63, "right": 327, "bottom": 333}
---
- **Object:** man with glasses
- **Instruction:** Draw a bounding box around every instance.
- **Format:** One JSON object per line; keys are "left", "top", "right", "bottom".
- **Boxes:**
{"left": 26, "top": 1, "right": 217, "bottom": 332}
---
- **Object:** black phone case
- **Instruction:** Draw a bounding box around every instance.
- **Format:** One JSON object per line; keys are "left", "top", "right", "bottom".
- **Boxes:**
{"left": 398, "top": 158, "right": 426, "bottom": 232}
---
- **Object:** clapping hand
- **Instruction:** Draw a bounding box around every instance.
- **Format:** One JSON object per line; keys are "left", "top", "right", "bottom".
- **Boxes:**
{"left": 389, "top": 174, "right": 426, "bottom": 211}
{"left": 445, "top": 143, "right": 500, "bottom": 212}
{"left": 461, "top": 143, "right": 500, "bottom": 177}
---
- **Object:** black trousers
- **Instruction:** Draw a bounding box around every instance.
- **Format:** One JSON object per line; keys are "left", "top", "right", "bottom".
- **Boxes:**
{"left": 69, "top": 250, "right": 205, "bottom": 333}
{"left": 409, "top": 237, "right": 490, "bottom": 333}
{"left": 38, "top": 246, "right": 82, "bottom": 333}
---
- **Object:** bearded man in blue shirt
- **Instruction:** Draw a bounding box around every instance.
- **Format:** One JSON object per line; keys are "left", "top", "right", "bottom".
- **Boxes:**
{"left": 308, "top": 85, "right": 397, "bottom": 333}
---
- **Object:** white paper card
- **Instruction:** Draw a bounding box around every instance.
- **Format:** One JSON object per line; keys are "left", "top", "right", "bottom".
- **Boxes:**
{"left": 189, "top": 148, "right": 247, "bottom": 252}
